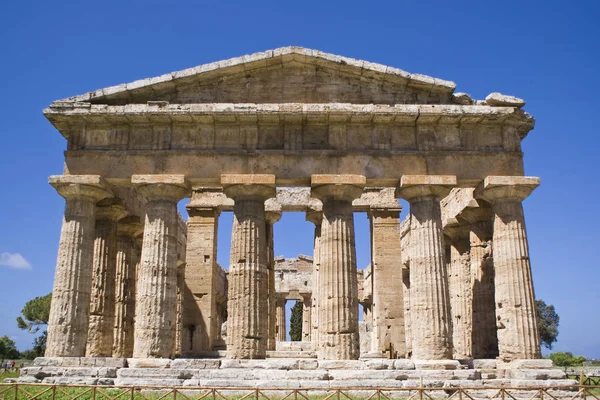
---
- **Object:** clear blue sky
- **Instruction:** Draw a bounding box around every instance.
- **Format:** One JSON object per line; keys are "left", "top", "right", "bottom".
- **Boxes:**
{"left": 1, "top": 1, "right": 598, "bottom": 358}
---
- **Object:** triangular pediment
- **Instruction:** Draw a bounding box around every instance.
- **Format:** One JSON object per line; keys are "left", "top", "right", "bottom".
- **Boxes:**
{"left": 57, "top": 47, "right": 456, "bottom": 105}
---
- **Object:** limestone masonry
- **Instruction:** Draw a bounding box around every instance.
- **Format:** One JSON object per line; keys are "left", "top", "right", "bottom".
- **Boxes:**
{"left": 27, "top": 47, "right": 566, "bottom": 389}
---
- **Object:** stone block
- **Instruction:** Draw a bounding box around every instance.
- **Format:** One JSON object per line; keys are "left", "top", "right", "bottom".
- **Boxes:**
{"left": 127, "top": 358, "right": 172, "bottom": 368}
{"left": 364, "top": 359, "right": 396, "bottom": 370}
{"left": 501, "top": 359, "right": 554, "bottom": 369}
{"left": 16, "top": 376, "right": 41, "bottom": 383}
{"left": 414, "top": 360, "right": 461, "bottom": 370}
{"left": 400, "top": 175, "right": 457, "bottom": 188}
{"left": 318, "top": 360, "right": 365, "bottom": 369}
{"left": 171, "top": 359, "right": 221, "bottom": 369}
{"left": 311, "top": 174, "right": 366, "bottom": 187}
{"left": 298, "top": 359, "right": 319, "bottom": 370}
{"left": 118, "top": 368, "right": 196, "bottom": 379}
{"left": 115, "top": 378, "right": 184, "bottom": 386}
{"left": 473, "top": 359, "right": 498, "bottom": 369}
{"left": 508, "top": 369, "right": 566, "bottom": 380}
{"left": 393, "top": 359, "right": 416, "bottom": 370}
{"left": 221, "top": 174, "right": 275, "bottom": 186}
{"left": 207, "top": 369, "right": 257, "bottom": 380}
{"left": 43, "top": 377, "right": 100, "bottom": 385}
{"left": 485, "top": 93, "right": 525, "bottom": 108}
{"left": 326, "top": 369, "right": 392, "bottom": 380}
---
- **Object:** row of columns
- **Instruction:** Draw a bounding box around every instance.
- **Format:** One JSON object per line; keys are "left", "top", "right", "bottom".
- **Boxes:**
{"left": 46, "top": 174, "right": 540, "bottom": 361}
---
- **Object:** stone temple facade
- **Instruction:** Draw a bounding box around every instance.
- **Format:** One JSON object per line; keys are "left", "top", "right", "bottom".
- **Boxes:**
{"left": 26, "top": 47, "right": 566, "bottom": 388}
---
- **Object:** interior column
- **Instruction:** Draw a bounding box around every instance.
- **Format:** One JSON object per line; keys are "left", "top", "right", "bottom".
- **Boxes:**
{"left": 265, "top": 202, "right": 282, "bottom": 351}
{"left": 113, "top": 216, "right": 142, "bottom": 358}
{"left": 369, "top": 206, "right": 406, "bottom": 357}
{"left": 86, "top": 199, "right": 128, "bottom": 357}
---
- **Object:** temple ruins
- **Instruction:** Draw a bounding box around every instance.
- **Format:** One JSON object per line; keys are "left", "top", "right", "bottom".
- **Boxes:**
{"left": 23, "top": 47, "right": 572, "bottom": 388}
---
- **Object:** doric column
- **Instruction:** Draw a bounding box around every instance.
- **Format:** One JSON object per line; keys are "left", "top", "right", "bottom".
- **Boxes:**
{"left": 461, "top": 206, "right": 498, "bottom": 359}
{"left": 222, "top": 174, "right": 276, "bottom": 359}
{"left": 183, "top": 200, "right": 220, "bottom": 356}
{"left": 396, "top": 175, "right": 456, "bottom": 360}
{"left": 445, "top": 224, "right": 472, "bottom": 360}
{"left": 113, "top": 216, "right": 142, "bottom": 358}
{"left": 400, "top": 218, "right": 412, "bottom": 358}
{"left": 86, "top": 199, "right": 128, "bottom": 357}
{"left": 172, "top": 261, "right": 185, "bottom": 357}
{"left": 276, "top": 296, "right": 287, "bottom": 342}
{"left": 311, "top": 174, "right": 365, "bottom": 360}
{"left": 132, "top": 175, "right": 190, "bottom": 358}
{"left": 369, "top": 206, "right": 406, "bottom": 357}
{"left": 306, "top": 207, "right": 322, "bottom": 351}
{"left": 46, "top": 176, "right": 113, "bottom": 357}
{"left": 301, "top": 295, "right": 312, "bottom": 342}
{"left": 476, "top": 176, "right": 541, "bottom": 360}
{"left": 265, "top": 201, "right": 282, "bottom": 351}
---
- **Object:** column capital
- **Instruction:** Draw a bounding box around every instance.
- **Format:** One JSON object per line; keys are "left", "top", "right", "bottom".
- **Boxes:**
{"left": 221, "top": 174, "right": 276, "bottom": 201}
{"left": 132, "top": 174, "right": 191, "bottom": 202}
{"left": 265, "top": 198, "right": 282, "bottom": 224}
{"left": 475, "top": 176, "right": 540, "bottom": 204}
{"left": 117, "top": 215, "right": 143, "bottom": 237}
{"left": 460, "top": 200, "right": 493, "bottom": 224}
{"left": 96, "top": 198, "right": 129, "bottom": 221}
{"left": 311, "top": 174, "right": 365, "bottom": 201}
{"left": 49, "top": 175, "right": 113, "bottom": 202}
{"left": 444, "top": 223, "right": 471, "bottom": 241}
{"left": 396, "top": 175, "right": 456, "bottom": 202}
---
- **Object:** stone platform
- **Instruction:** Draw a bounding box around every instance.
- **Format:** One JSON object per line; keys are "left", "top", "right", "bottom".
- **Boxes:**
{"left": 16, "top": 357, "right": 577, "bottom": 394}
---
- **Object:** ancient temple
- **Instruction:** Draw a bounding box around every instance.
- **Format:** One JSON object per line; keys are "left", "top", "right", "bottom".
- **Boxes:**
{"left": 42, "top": 47, "right": 542, "bottom": 367}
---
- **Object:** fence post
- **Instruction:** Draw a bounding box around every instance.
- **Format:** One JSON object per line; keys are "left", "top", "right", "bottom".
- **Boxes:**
{"left": 580, "top": 370, "right": 587, "bottom": 400}
{"left": 13, "top": 383, "right": 18, "bottom": 400}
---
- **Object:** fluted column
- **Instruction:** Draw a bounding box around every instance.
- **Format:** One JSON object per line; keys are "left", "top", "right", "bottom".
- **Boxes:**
{"left": 86, "top": 199, "right": 128, "bottom": 357}
{"left": 397, "top": 175, "right": 456, "bottom": 360}
{"left": 369, "top": 207, "right": 406, "bottom": 357}
{"left": 113, "top": 216, "right": 142, "bottom": 358}
{"left": 462, "top": 206, "right": 498, "bottom": 359}
{"left": 174, "top": 261, "right": 185, "bottom": 357}
{"left": 477, "top": 176, "right": 541, "bottom": 360}
{"left": 132, "top": 175, "right": 190, "bottom": 358}
{"left": 276, "top": 296, "right": 287, "bottom": 342}
{"left": 306, "top": 207, "right": 322, "bottom": 351}
{"left": 301, "top": 295, "right": 312, "bottom": 342}
{"left": 46, "top": 175, "right": 113, "bottom": 357}
{"left": 223, "top": 174, "right": 276, "bottom": 359}
{"left": 265, "top": 201, "right": 282, "bottom": 351}
{"left": 446, "top": 225, "right": 472, "bottom": 360}
{"left": 311, "top": 174, "right": 365, "bottom": 360}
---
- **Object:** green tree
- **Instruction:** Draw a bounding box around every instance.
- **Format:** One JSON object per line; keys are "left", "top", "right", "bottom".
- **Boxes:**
{"left": 16, "top": 293, "right": 51, "bottom": 333}
{"left": 289, "top": 302, "right": 303, "bottom": 341}
{"left": 0, "top": 336, "right": 20, "bottom": 361}
{"left": 549, "top": 352, "right": 586, "bottom": 372}
{"left": 535, "top": 299, "right": 559, "bottom": 349}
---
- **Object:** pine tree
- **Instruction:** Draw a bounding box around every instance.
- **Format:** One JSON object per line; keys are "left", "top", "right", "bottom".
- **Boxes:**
{"left": 289, "top": 302, "right": 303, "bottom": 341}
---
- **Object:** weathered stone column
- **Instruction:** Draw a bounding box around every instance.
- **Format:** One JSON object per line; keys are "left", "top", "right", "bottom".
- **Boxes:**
{"left": 46, "top": 175, "right": 113, "bottom": 357}
{"left": 174, "top": 261, "right": 185, "bottom": 357}
{"left": 397, "top": 175, "right": 456, "bottom": 360}
{"left": 223, "top": 174, "right": 276, "bottom": 359}
{"left": 462, "top": 206, "right": 498, "bottom": 359}
{"left": 476, "top": 176, "right": 541, "bottom": 360}
{"left": 311, "top": 174, "right": 365, "bottom": 360}
{"left": 183, "top": 195, "right": 221, "bottom": 356}
{"left": 306, "top": 207, "right": 322, "bottom": 351}
{"left": 400, "top": 218, "right": 412, "bottom": 358}
{"left": 132, "top": 175, "right": 190, "bottom": 358}
{"left": 265, "top": 201, "right": 282, "bottom": 351}
{"left": 276, "top": 297, "right": 287, "bottom": 342}
{"left": 369, "top": 206, "right": 406, "bottom": 357}
{"left": 113, "top": 216, "right": 142, "bottom": 358}
{"left": 86, "top": 199, "right": 128, "bottom": 357}
{"left": 301, "top": 295, "right": 312, "bottom": 342}
{"left": 445, "top": 225, "right": 472, "bottom": 360}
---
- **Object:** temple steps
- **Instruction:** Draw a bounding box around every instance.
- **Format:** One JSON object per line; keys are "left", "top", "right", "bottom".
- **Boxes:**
{"left": 14, "top": 357, "right": 578, "bottom": 396}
